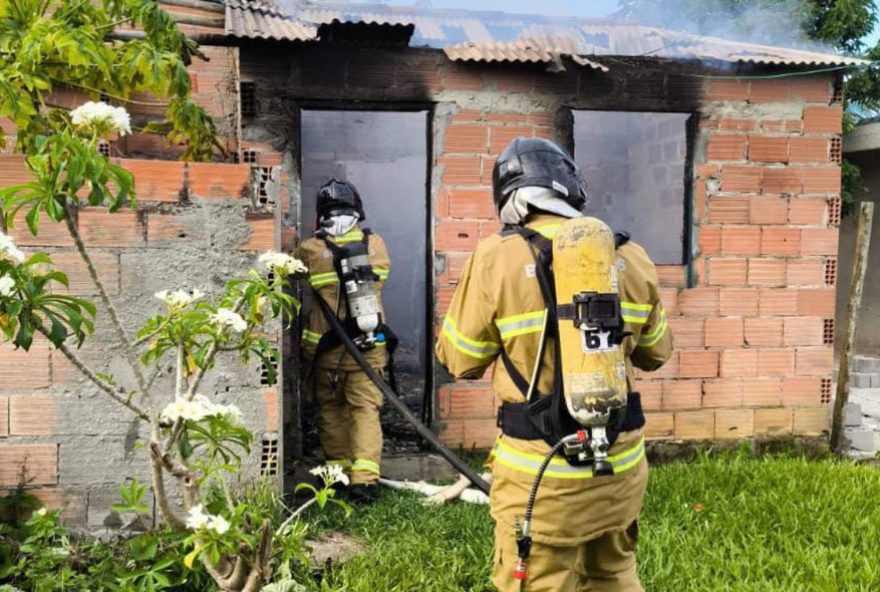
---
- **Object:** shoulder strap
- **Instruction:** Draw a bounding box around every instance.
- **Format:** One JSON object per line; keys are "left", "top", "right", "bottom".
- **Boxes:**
{"left": 614, "top": 230, "right": 631, "bottom": 249}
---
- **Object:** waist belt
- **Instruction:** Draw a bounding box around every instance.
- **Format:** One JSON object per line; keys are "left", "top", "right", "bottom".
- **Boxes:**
{"left": 497, "top": 392, "right": 645, "bottom": 441}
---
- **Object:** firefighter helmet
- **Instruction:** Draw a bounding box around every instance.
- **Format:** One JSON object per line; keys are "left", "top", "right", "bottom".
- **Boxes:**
{"left": 316, "top": 179, "right": 365, "bottom": 221}
{"left": 492, "top": 137, "right": 588, "bottom": 215}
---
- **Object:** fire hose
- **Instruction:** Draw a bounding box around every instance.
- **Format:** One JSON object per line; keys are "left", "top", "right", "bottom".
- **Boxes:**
{"left": 315, "top": 295, "right": 492, "bottom": 495}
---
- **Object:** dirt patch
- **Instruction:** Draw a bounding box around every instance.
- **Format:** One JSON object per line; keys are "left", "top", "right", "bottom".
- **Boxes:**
{"left": 308, "top": 531, "right": 366, "bottom": 569}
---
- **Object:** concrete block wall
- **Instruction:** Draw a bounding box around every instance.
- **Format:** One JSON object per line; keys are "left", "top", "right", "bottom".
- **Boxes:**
{"left": 0, "top": 154, "right": 283, "bottom": 526}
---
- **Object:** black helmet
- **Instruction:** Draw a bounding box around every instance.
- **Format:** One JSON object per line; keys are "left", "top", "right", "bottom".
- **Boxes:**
{"left": 316, "top": 179, "right": 365, "bottom": 221}
{"left": 492, "top": 137, "right": 587, "bottom": 215}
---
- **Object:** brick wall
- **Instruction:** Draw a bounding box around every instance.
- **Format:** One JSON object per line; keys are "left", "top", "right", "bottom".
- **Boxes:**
{"left": 431, "top": 73, "right": 840, "bottom": 447}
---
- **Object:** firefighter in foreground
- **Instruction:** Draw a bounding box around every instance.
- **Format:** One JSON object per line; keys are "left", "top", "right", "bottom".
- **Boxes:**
{"left": 436, "top": 138, "right": 673, "bottom": 591}
{"left": 298, "top": 179, "right": 392, "bottom": 504}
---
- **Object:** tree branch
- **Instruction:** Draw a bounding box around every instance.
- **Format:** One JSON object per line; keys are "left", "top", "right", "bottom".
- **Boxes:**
{"left": 62, "top": 200, "right": 153, "bottom": 403}
{"left": 148, "top": 434, "right": 186, "bottom": 530}
{"left": 242, "top": 520, "right": 273, "bottom": 592}
{"left": 35, "top": 321, "right": 149, "bottom": 421}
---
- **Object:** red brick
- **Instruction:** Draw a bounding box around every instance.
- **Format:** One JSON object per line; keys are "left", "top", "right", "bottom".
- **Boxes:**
{"left": 789, "top": 137, "right": 829, "bottom": 164}
{"left": 679, "top": 288, "right": 719, "bottom": 317}
{"left": 721, "top": 226, "right": 761, "bottom": 255}
{"left": 435, "top": 219, "right": 479, "bottom": 251}
{"left": 656, "top": 265, "right": 685, "bottom": 287}
{"left": 697, "top": 163, "right": 720, "bottom": 177}
{"left": 803, "top": 106, "right": 843, "bottom": 133}
{"left": 462, "top": 418, "right": 499, "bottom": 449}
{"left": 707, "top": 79, "right": 749, "bottom": 101}
{"left": 789, "top": 77, "right": 833, "bottom": 103}
{"left": 438, "top": 418, "right": 465, "bottom": 446}
{"left": 438, "top": 251, "right": 471, "bottom": 285}
{"left": 748, "top": 136, "right": 788, "bottom": 162}
{"left": 0, "top": 341, "right": 50, "bottom": 390}
{"left": 146, "top": 212, "right": 189, "bottom": 244}
{"left": 637, "top": 380, "right": 663, "bottom": 411}
{"left": 0, "top": 444, "right": 57, "bottom": 486}
{"left": 757, "top": 348, "right": 795, "bottom": 376}
{"left": 78, "top": 210, "right": 144, "bottom": 247}
{"left": 644, "top": 412, "right": 674, "bottom": 439}
{"left": 448, "top": 387, "right": 495, "bottom": 419}
{"left": 662, "top": 380, "right": 703, "bottom": 410}
{"left": 444, "top": 124, "right": 488, "bottom": 154}
{"left": 120, "top": 159, "right": 184, "bottom": 202}
{"left": 749, "top": 79, "right": 789, "bottom": 103}
{"left": 708, "top": 197, "right": 750, "bottom": 224}
{"left": 801, "top": 167, "right": 841, "bottom": 194}
{"left": 7, "top": 212, "right": 74, "bottom": 248}
{"left": 742, "top": 378, "right": 783, "bottom": 406}
{"left": 784, "top": 317, "right": 824, "bottom": 346}
{"left": 28, "top": 489, "right": 87, "bottom": 524}
{"left": 659, "top": 287, "right": 679, "bottom": 317}
{"left": 674, "top": 409, "right": 715, "bottom": 440}
{"left": 795, "top": 347, "right": 833, "bottom": 375}
{"left": 447, "top": 188, "right": 494, "bottom": 219}
{"left": 721, "top": 166, "right": 761, "bottom": 192}
{"left": 262, "top": 389, "right": 279, "bottom": 431}
{"left": 240, "top": 215, "right": 274, "bottom": 251}
{"left": 451, "top": 109, "right": 486, "bottom": 125}
{"left": 788, "top": 198, "right": 828, "bottom": 225}
{"left": 703, "top": 379, "right": 743, "bottom": 407}
{"left": 761, "top": 227, "right": 801, "bottom": 256}
{"left": 749, "top": 196, "right": 789, "bottom": 224}
{"left": 437, "top": 286, "right": 456, "bottom": 317}
{"left": 679, "top": 351, "right": 719, "bottom": 379}
{"left": 442, "top": 68, "right": 484, "bottom": 92}
{"left": 667, "top": 318, "right": 704, "bottom": 348}
{"left": 744, "top": 318, "right": 783, "bottom": 347}
{"left": 720, "top": 349, "right": 758, "bottom": 378}
{"left": 748, "top": 258, "right": 786, "bottom": 287}
{"left": 762, "top": 167, "right": 801, "bottom": 194}
{"left": 755, "top": 407, "right": 793, "bottom": 435}
{"left": 786, "top": 259, "right": 825, "bottom": 286}
{"left": 479, "top": 220, "right": 502, "bottom": 240}
{"left": 439, "top": 156, "right": 482, "bottom": 185}
{"left": 797, "top": 289, "right": 835, "bottom": 316}
{"left": 715, "top": 408, "right": 755, "bottom": 439}
{"left": 800, "top": 228, "right": 839, "bottom": 256}
{"left": 0, "top": 396, "right": 6, "bottom": 437}
{"left": 793, "top": 407, "right": 830, "bottom": 435}
{"left": 650, "top": 351, "right": 680, "bottom": 380}
{"left": 783, "top": 377, "right": 822, "bottom": 406}
{"left": 9, "top": 395, "right": 56, "bottom": 436}
{"left": 719, "top": 288, "right": 759, "bottom": 316}
{"left": 707, "top": 135, "right": 747, "bottom": 161}
{"left": 489, "top": 126, "right": 533, "bottom": 153}
{"left": 699, "top": 226, "right": 722, "bottom": 255}
{"left": 49, "top": 251, "right": 119, "bottom": 295}
{"left": 705, "top": 317, "right": 744, "bottom": 347}
{"left": 188, "top": 162, "right": 250, "bottom": 200}
{"left": 707, "top": 258, "right": 747, "bottom": 285}
{"left": 759, "top": 289, "right": 799, "bottom": 316}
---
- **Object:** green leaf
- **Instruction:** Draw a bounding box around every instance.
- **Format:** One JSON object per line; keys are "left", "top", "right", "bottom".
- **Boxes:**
{"left": 25, "top": 205, "right": 40, "bottom": 236}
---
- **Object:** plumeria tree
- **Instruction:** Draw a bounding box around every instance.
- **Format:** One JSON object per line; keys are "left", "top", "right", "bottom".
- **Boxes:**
{"left": 0, "top": 2, "right": 348, "bottom": 590}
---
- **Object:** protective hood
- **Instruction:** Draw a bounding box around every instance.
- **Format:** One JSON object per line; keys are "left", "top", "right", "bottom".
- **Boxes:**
{"left": 321, "top": 213, "right": 360, "bottom": 237}
{"left": 499, "top": 186, "right": 584, "bottom": 226}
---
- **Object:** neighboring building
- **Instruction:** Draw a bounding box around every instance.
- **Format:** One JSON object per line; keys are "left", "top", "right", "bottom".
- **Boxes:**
{"left": 0, "top": 0, "right": 863, "bottom": 525}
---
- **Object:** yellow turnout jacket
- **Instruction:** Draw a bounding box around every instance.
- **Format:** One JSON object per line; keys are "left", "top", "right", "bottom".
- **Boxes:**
{"left": 436, "top": 213, "right": 673, "bottom": 545}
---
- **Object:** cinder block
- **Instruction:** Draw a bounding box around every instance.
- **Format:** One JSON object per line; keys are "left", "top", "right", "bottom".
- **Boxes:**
{"left": 852, "top": 373, "right": 874, "bottom": 389}
{"left": 844, "top": 428, "right": 878, "bottom": 453}
{"left": 844, "top": 403, "right": 863, "bottom": 428}
{"left": 854, "top": 356, "right": 880, "bottom": 374}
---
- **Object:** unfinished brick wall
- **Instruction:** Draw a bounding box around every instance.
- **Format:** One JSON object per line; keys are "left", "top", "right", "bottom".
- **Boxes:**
{"left": 0, "top": 154, "right": 281, "bottom": 526}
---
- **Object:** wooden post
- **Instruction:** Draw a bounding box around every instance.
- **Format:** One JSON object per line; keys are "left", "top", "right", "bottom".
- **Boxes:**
{"left": 831, "top": 201, "right": 875, "bottom": 451}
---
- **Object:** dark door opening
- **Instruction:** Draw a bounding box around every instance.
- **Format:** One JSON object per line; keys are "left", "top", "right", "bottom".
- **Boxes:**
{"left": 299, "top": 109, "right": 431, "bottom": 449}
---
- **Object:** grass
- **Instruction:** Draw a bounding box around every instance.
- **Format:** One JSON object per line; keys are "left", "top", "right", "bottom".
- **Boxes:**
{"left": 304, "top": 452, "right": 880, "bottom": 591}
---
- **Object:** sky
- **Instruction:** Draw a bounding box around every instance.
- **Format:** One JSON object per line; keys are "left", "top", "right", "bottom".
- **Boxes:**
{"left": 384, "top": 0, "right": 619, "bottom": 17}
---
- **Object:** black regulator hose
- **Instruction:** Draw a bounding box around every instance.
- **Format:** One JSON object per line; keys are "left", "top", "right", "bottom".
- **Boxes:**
{"left": 315, "top": 295, "right": 492, "bottom": 495}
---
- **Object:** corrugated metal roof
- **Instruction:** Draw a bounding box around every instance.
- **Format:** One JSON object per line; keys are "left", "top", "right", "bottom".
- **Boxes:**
{"left": 223, "top": 1, "right": 869, "bottom": 68}
{"left": 224, "top": 0, "right": 316, "bottom": 41}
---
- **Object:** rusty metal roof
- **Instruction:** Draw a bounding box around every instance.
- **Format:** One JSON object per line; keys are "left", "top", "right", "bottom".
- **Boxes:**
{"left": 224, "top": 0, "right": 316, "bottom": 41}
{"left": 222, "top": 1, "right": 869, "bottom": 68}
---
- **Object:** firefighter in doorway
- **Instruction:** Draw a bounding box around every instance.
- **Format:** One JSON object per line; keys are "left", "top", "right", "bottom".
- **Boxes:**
{"left": 436, "top": 138, "right": 673, "bottom": 591}
{"left": 297, "top": 178, "right": 393, "bottom": 504}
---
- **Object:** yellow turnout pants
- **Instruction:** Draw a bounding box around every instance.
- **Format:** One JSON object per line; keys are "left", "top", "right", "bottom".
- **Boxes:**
{"left": 313, "top": 368, "right": 383, "bottom": 485}
{"left": 492, "top": 522, "right": 643, "bottom": 592}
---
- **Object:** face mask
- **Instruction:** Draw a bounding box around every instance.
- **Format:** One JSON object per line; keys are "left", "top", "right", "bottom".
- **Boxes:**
{"left": 321, "top": 213, "right": 360, "bottom": 237}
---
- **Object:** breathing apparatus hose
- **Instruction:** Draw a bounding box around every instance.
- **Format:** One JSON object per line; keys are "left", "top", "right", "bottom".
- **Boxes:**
{"left": 315, "top": 294, "right": 492, "bottom": 495}
{"left": 514, "top": 432, "right": 582, "bottom": 581}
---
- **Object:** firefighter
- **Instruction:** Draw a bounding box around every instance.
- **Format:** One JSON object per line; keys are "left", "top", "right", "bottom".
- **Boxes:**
{"left": 436, "top": 138, "right": 673, "bottom": 591}
{"left": 298, "top": 178, "right": 392, "bottom": 504}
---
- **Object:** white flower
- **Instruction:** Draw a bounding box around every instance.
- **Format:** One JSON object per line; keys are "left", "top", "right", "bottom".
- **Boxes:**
{"left": 211, "top": 308, "right": 247, "bottom": 333}
{"left": 70, "top": 101, "right": 132, "bottom": 136}
{"left": 207, "top": 515, "right": 230, "bottom": 535}
{"left": 35, "top": 507, "right": 48, "bottom": 517}
{"left": 0, "top": 232, "right": 25, "bottom": 265}
{"left": 0, "top": 275, "right": 14, "bottom": 297}
{"left": 155, "top": 288, "right": 204, "bottom": 310}
{"left": 310, "top": 464, "right": 350, "bottom": 486}
{"left": 161, "top": 395, "right": 242, "bottom": 424}
{"left": 185, "top": 504, "right": 211, "bottom": 530}
{"left": 258, "top": 251, "right": 307, "bottom": 276}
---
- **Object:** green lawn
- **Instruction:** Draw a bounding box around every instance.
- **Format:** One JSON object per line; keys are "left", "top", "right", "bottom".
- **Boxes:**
{"left": 306, "top": 453, "right": 880, "bottom": 591}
